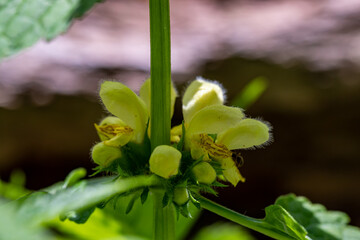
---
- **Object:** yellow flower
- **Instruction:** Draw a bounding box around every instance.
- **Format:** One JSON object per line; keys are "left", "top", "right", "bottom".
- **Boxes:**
{"left": 177, "top": 78, "right": 271, "bottom": 186}
{"left": 96, "top": 79, "right": 177, "bottom": 146}
{"left": 99, "top": 81, "right": 149, "bottom": 145}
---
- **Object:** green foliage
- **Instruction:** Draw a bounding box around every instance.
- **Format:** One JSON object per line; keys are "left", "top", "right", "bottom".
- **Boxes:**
{"left": 103, "top": 191, "right": 200, "bottom": 240}
{"left": 0, "top": 169, "right": 30, "bottom": 200}
{"left": 200, "top": 194, "right": 360, "bottom": 240}
{"left": 263, "top": 204, "right": 308, "bottom": 240}
{"left": 276, "top": 194, "right": 360, "bottom": 240}
{"left": 0, "top": 199, "right": 52, "bottom": 240}
{"left": 232, "top": 77, "right": 268, "bottom": 109}
{"left": 192, "top": 223, "right": 255, "bottom": 240}
{"left": 0, "top": 0, "right": 102, "bottom": 59}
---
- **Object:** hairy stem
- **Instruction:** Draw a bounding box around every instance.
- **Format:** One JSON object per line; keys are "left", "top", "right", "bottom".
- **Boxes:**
{"left": 153, "top": 190, "right": 176, "bottom": 240}
{"left": 149, "top": 0, "right": 171, "bottom": 150}
{"left": 149, "top": 0, "right": 174, "bottom": 239}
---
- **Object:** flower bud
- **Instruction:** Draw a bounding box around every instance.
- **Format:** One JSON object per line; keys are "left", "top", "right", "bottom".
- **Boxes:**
{"left": 173, "top": 187, "right": 189, "bottom": 205}
{"left": 149, "top": 145, "right": 181, "bottom": 179}
{"left": 91, "top": 142, "right": 122, "bottom": 167}
{"left": 192, "top": 162, "right": 216, "bottom": 184}
{"left": 183, "top": 77, "right": 225, "bottom": 123}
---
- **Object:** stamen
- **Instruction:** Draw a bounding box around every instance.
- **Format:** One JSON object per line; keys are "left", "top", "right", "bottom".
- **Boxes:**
{"left": 198, "top": 133, "right": 232, "bottom": 159}
{"left": 94, "top": 124, "right": 133, "bottom": 139}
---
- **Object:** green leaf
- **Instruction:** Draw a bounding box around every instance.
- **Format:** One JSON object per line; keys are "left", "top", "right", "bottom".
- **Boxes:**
{"left": 140, "top": 187, "right": 149, "bottom": 204}
{"left": 275, "top": 194, "right": 360, "bottom": 240}
{"left": 3, "top": 174, "right": 160, "bottom": 228}
{"left": 126, "top": 192, "right": 140, "bottom": 214}
{"left": 193, "top": 222, "right": 255, "bottom": 240}
{"left": 0, "top": 0, "right": 102, "bottom": 59}
{"left": 65, "top": 206, "right": 96, "bottom": 224}
{"left": 0, "top": 200, "right": 52, "bottom": 240}
{"left": 103, "top": 191, "right": 201, "bottom": 240}
{"left": 232, "top": 77, "right": 268, "bottom": 109}
{"left": 264, "top": 204, "right": 308, "bottom": 240}
{"left": 63, "top": 167, "right": 87, "bottom": 188}
{"left": 198, "top": 195, "right": 308, "bottom": 240}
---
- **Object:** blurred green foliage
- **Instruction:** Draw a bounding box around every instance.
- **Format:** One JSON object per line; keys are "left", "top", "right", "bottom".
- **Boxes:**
{"left": 192, "top": 223, "right": 255, "bottom": 240}
{"left": 232, "top": 77, "right": 268, "bottom": 109}
{"left": 0, "top": 0, "right": 102, "bottom": 59}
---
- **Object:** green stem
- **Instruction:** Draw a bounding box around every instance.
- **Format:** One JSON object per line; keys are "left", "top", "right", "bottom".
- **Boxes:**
{"left": 149, "top": 0, "right": 171, "bottom": 150}
{"left": 149, "top": 0, "right": 173, "bottom": 239}
{"left": 198, "top": 196, "right": 296, "bottom": 240}
{"left": 153, "top": 190, "right": 176, "bottom": 240}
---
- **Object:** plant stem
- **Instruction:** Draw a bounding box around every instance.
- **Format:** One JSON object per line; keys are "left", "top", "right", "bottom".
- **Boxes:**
{"left": 153, "top": 190, "right": 176, "bottom": 240}
{"left": 149, "top": 0, "right": 171, "bottom": 150}
{"left": 198, "top": 196, "right": 296, "bottom": 240}
{"left": 149, "top": 0, "right": 174, "bottom": 239}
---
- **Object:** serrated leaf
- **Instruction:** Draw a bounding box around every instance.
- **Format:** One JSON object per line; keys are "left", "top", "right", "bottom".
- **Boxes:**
{"left": 264, "top": 204, "right": 308, "bottom": 240}
{"left": 2, "top": 174, "right": 159, "bottom": 228}
{"left": 0, "top": 0, "right": 102, "bottom": 59}
{"left": 275, "top": 194, "right": 360, "bottom": 240}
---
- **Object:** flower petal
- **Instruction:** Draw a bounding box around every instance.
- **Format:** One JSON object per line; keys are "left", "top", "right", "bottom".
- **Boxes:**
{"left": 100, "top": 81, "right": 148, "bottom": 143}
{"left": 186, "top": 105, "right": 245, "bottom": 141}
{"left": 218, "top": 157, "right": 245, "bottom": 186}
{"left": 139, "top": 78, "right": 178, "bottom": 118}
{"left": 91, "top": 142, "right": 122, "bottom": 168}
{"left": 217, "top": 119, "right": 270, "bottom": 150}
{"left": 183, "top": 77, "right": 225, "bottom": 123}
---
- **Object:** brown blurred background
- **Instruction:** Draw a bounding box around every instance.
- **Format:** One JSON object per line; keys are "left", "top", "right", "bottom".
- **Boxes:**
{"left": 0, "top": 0, "right": 359, "bottom": 238}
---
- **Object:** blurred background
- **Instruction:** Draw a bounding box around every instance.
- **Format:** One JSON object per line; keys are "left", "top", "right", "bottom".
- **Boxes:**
{"left": 0, "top": 0, "right": 360, "bottom": 238}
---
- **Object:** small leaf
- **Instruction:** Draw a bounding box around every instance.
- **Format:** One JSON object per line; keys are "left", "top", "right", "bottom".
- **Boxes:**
{"left": 179, "top": 202, "right": 192, "bottom": 218}
{"left": 162, "top": 192, "right": 171, "bottom": 208}
{"left": 198, "top": 184, "right": 218, "bottom": 196}
{"left": 211, "top": 181, "right": 228, "bottom": 188}
{"left": 189, "top": 192, "right": 201, "bottom": 210}
{"left": 63, "top": 168, "right": 87, "bottom": 188}
{"left": 140, "top": 187, "right": 149, "bottom": 204}
{"left": 66, "top": 206, "right": 96, "bottom": 224}
{"left": 125, "top": 194, "right": 139, "bottom": 215}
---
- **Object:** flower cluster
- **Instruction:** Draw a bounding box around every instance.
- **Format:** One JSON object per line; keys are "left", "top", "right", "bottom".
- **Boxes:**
{"left": 91, "top": 77, "right": 271, "bottom": 214}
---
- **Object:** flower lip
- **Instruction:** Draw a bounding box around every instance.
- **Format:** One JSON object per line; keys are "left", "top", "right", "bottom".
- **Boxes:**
{"left": 182, "top": 77, "right": 226, "bottom": 123}
{"left": 100, "top": 81, "right": 149, "bottom": 143}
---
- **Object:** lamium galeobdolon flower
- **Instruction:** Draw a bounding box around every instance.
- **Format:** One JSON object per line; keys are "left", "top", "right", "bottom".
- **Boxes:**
{"left": 174, "top": 77, "right": 271, "bottom": 186}
{"left": 92, "top": 79, "right": 179, "bottom": 175}
{"left": 91, "top": 77, "right": 271, "bottom": 214}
